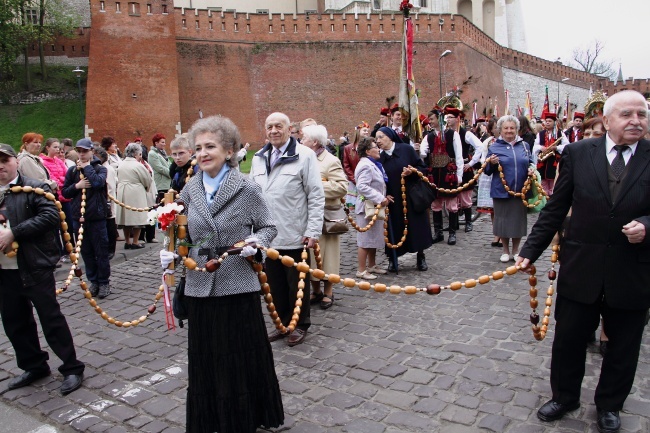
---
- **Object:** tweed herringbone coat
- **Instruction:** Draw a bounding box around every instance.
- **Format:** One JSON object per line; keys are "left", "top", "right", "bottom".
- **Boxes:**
{"left": 179, "top": 168, "right": 277, "bottom": 297}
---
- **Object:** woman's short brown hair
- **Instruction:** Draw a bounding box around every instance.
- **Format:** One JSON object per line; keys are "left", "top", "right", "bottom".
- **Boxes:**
{"left": 357, "top": 136, "right": 376, "bottom": 158}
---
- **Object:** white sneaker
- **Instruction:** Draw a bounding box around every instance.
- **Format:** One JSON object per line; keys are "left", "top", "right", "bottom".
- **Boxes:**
{"left": 356, "top": 270, "right": 377, "bottom": 280}
{"left": 513, "top": 253, "right": 519, "bottom": 262}
{"left": 367, "top": 266, "right": 387, "bottom": 275}
{"left": 499, "top": 253, "right": 511, "bottom": 263}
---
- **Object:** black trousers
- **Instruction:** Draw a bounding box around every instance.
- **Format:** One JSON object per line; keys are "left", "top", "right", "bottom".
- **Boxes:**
{"left": 265, "top": 248, "right": 310, "bottom": 331}
{"left": 0, "top": 270, "right": 85, "bottom": 376}
{"left": 550, "top": 294, "right": 647, "bottom": 411}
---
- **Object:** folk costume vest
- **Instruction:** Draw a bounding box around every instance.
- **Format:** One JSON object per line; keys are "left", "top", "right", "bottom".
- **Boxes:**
{"left": 426, "top": 130, "right": 458, "bottom": 195}
{"left": 536, "top": 129, "right": 562, "bottom": 180}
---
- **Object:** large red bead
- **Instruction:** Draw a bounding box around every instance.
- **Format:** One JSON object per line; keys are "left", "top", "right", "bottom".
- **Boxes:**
{"left": 530, "top": 311, "right": 540, "bottom": 325}
{"left": 205, "top": 260, "right": 220, "bottom": 273}
{"left": 148, "top": 305, "right": 156, "bottom": 314}
{"left": 74, "top": 268, "right": 83, "bottom": 277}
{"left": 426, "top": 284, "right": 441, "bottom": 295}
{"left": 548, "top": 270, "right": 557, "bottom": 280}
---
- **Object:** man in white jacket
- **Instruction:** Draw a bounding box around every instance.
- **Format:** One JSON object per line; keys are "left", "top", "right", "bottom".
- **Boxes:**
{"left": 250, "top": 112, "right": 325, "bottom": 347}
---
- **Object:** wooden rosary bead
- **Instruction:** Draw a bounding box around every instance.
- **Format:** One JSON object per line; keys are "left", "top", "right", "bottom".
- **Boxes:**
{"left": 464, "top": 279, "right": 477, "bottom": 288}
{"left": 426, "top": 284, "right": 441, "bottom": 295}
{"left": 374, "top": 283, "right": 386, "bottom": 293}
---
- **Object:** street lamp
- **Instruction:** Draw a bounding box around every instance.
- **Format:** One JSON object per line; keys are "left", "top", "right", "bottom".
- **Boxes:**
{"left": 439, "top": 49, "right": 452, "bottom": 100}
{"left": 72, "top": 67, "right": 85, "bottom": 137}
{"left": 557, "top": 77, "right": 569, "bottom": 111}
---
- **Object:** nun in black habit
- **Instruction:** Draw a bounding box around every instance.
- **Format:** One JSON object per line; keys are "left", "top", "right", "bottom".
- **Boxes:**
{"left": 376, "top": 127, "right": 433, "bottom": 272}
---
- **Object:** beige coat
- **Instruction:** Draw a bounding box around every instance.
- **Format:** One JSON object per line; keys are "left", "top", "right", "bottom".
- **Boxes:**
{"left": 115, "top": 157, "right": 152, "bottom": 227}
{"left": 311, "top": 149, "right": 348, "bottom": 277}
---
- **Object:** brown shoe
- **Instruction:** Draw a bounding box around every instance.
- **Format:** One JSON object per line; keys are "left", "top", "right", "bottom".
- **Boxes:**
{"left": 268, "top": 330, "right": 287, "bottom": 342}
{"left": 287, "top": 328, "right": 307, "bottom": 347}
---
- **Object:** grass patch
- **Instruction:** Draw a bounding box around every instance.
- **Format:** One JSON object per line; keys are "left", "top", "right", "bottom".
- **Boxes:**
{"left": 0, "top": 99, "right": 83, "bottom": 149}
{"left": 238, "top": 150, "right": 256, "bottom": 174}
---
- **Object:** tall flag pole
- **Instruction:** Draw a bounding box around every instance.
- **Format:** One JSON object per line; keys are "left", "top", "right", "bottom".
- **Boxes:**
{"left": 543, "top": 85, "right": 550, "bottom": 114}
{"left": 398, "top": 2, "right": 422, "bottom": 143}
{"left": 494, "top": 97, "right": 499, "bottom": 118}
{"left": 565, "top": 94, "right": 571, "bottom": 124}
{"left": 504, "top": 89, "right": 510, "bottom": 115}
{"left": 517, "top": 104, "right": 522, "bottom": 117}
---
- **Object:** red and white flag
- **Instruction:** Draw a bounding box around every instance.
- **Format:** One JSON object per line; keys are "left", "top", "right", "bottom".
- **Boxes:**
{"left": 398, "top": 16, "right": 422, "bottom": 143}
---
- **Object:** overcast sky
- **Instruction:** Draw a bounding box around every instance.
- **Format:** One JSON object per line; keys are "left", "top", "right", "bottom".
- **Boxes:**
{"left": 520, "top": 0, "right": 648, "bottom": 80}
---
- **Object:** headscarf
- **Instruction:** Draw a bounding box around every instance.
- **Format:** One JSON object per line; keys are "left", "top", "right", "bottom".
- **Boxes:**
{"left": 378, "top": 126, "right": 401, "bottom": 144}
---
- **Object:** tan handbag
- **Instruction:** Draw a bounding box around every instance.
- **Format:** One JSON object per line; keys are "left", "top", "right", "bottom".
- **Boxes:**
{"left": 322, "top": 205, "right": 348, "bottom": 235}
{"left": 364, "top": 200, "right": 385, "bottom": 220}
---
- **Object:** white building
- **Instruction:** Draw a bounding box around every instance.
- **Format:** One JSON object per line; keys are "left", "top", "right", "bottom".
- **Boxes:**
{"left": 173, "top": 0, "right": 527, "bottom": 52}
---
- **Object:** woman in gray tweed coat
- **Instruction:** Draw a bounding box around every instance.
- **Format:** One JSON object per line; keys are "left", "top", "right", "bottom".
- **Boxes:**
{"left": 178, "top": 116, "right": 283, "bottom": 433}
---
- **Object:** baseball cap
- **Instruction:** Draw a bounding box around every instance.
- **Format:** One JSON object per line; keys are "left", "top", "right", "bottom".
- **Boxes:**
{"left": 0, "top": 143, "right": 17, "bottom": 158}
{"left": 75, "top": 138, "right": 93, "bottom": 150}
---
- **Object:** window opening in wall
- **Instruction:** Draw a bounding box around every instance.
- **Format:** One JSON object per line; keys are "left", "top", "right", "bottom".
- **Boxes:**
{"left": 256, "top": 9, "right": 269, "bottom": 14}
{"left": 246, "top": 23, "right": 250, "bottom": 32}
{"left": 234, "top": 22, "right": 238, "bottom": 31}
{"left": 427, "top": 23, "right": 431, "bottom": 32}
{"left": 306, "top": 24, "right": 310, "bottom": 32}
{"left": 318, "top": 24, "right": 322, "bottom": 32}
{"left": 72, "top": 46, "right": 75, "bottom": 52}
{"left": 100, "top": 1, "right": 105, "bottom": 11}
{"left": 331, "top": 24, "right": 334, "bottom": 31}
{"left": 293, "top": 24, "right": 297, "bottom": 32}
{"left": 147, "top": 4, "right": 151, "bottom": 14}
{"left": 51, "top": 44, "right": 55, "bottom": 51}
{"left": 392, "top": 23, "right": 395, "bottom": 32}
{"left": 281, "top": 24, "right": 285, "bottom": 32}
{"left": 421, "top": 0, "right": 428, "bottom": 6}
{"left": 221, "top": 22, "right": 225, "bottom": 31}
{"left": 61, "top": 45, "right": 65, "bottom": 51}
{"left": 269, "top": 24, "right": 273, "bottom": 32}
{"left": 182, "top": 18, "right": 186, "bottom": 28}
{"left": 415, "top": 24, "right": 419, "bottom": 32}
{"left": 209, "top": 21, "right": 213, "bottom": 30}
{"left": 195, "top": 20, "right": 199, "bottom": 29}
{"left": 162, "top": 4, "right": 167, "bottom": 13}
{"left": 373, "top": 0, "right": 381, "bottom": 10}
{"left": 26, "top": 9, "right": 38, "bottom": 24}
{"left": 81, "top": 46, "right": 85, "bottom": 52}
{"left": 343, "top": 23, "right": 347, "bottom": 32}
{"left": 129, "top": 2, "right": 140, "bottom": 15}
{"left": 355, "top": 23, "right": 359, "bottom": 32}
{"left": 380, "top": 24, "right": 383, "bottom": 32}
{"left": 116, "top": 2, "right": 120, "bottom": 12}
{"left": 451, "top": 23, "right": 455, "bottom": 31}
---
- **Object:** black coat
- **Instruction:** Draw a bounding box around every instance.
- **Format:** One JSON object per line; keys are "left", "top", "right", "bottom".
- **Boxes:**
{"left": 380, "top": 142, "right": 433, "bottom": 256}
{"left": 62, "top": 158, "right": 108, "bottom": 222}
{"left": 2, "top": 175, "right": 61, "bottom": 287}
{"left": 520, "top": 137, "right": 650, "bottom": 309}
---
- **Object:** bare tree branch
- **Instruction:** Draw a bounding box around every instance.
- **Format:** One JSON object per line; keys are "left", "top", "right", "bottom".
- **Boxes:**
{"left": 567, "top": 39, "right": 615, "bottom": 80}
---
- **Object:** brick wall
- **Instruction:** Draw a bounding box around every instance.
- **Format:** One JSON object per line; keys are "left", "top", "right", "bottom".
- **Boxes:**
{"left": 85, "top": 0, "right": 181, "bottom": 146}
{"left": 71, "top": 4, "right": 604, "bottom": 145}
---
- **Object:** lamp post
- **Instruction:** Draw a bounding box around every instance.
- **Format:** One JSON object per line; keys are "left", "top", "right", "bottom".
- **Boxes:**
{"left": 72, "top": 67, "right": 85, "bottom": 137}
{"left": 557, "top": 77, "right": 569, "bottom": 111}
{"left": 439, "top": 49, "right": 452, "bottom": 100}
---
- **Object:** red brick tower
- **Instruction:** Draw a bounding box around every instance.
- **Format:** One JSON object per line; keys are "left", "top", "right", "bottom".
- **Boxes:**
{"left": 86, "top": 0, "right": 181, "bottom": 146}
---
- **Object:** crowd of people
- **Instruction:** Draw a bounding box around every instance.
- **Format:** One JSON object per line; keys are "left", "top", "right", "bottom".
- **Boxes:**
{"left": 1, "top": 89, "right": 649, "bottom": 433}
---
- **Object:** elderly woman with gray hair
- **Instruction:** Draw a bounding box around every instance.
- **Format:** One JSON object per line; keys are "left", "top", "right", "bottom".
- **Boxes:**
{"left": 115, "top": 143, "right": 152, "bottom": 249}
{"left": 300, "top": 124, "right": 348, "bottom": 309}
{"left": 484, "top": 115, "right": 535, "bottom": 262}
{"left": 168, "top": 115, "right": 284, "bottom": 433}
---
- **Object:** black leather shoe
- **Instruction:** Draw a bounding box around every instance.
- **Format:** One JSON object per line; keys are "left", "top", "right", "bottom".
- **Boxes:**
{"left": 537, "top": 399, "right": 580, "bottom": 422}
{"left": 268, "top": 330, "right": 287, "bottom": 342}
{"left": 416, "top": 253, "right": 428, "bottom": 271}
{"left": 596, "top": 409, "right": 620, "bottom": 433}
{"left": 60, "top": 373, "right": 83, "bottom": 395}
{"left": 387, "top": 259, "right": 397, "bottom": 273}
{"left": 7, "top": 369, "right": 51, "bottom": 390}
{"left": 447, "top": 231, "right": 457, "bottom": 245}
{"left": 432, "top": 231, "right": 444, "bottom": 244}
{"left": 287, "top": 328, "right": 307, "bottom": 346}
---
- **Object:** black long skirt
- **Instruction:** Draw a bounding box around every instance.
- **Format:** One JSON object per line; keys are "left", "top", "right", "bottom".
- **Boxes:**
{"left": 186, "top": 292, "right": 284, "bottom": 433}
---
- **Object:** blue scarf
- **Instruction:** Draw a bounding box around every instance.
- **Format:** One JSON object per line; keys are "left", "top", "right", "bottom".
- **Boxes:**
{"left": 202, "top": 164, "right": 231, "bottom": 205}
{"left": 368, "top": 156, "right": 389, "bottom": 183}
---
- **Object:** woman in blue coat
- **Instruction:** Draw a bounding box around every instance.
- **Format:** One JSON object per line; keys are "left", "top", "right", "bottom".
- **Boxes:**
{"left": 484, "top": 115, "right": 534, "bottom": 263}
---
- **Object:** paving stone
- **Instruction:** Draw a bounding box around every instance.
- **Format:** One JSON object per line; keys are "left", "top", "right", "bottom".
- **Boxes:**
{"left": 16, "top": 390, "right": 51, "bottom": 408}
{"left": 71, "top": 414, "right": 103, "bottom": 431}
{"left": 152, "top": 378, "right": 186, "bottom": 395}
{"left": 482, "top": 386, "right": 515, "bottom": 403}
{"left": 117, "top": 386, "right": 156, "bottom": 405}
{"left": 374, "top": 389, "right": 418, "bottom": 410}
{"left": 36, "top": 397, "right": 70, "bottom": 415}
{"left": 302, "top": 386, "right": 333, "bottom": 402}
{"left": 323, "top": 391, "right": 364, "bottom": 410}
{"left": 384, "top": 410, "right": 437, "bottom": 431}
{"left": 351, "top": 401, "right": 391, "bottom": 422}
{"left": 379, "top": 364, "right": 407, "bottom": 378}
{"left": 299, "top": 404, "right": 351, "bottom": 427}
{"left": 412, "top": 397, "right": 447, "bottom": 414}
{"left": 440, "top": 405, "right": 478, "bottom": 425}
{"left": 49, "top": 404, "right": 89, "bottom": 423}
{"left": 478, "top": 414, "right": 511, "bottom": 432}
{"left": 401, "top": 368, "right": 434, "bottom": 385}
{"left": 141, "top": 396, "right": 179, "bottom": 417}
{"left": 140, "top": 420, "right": 170, "bottom": 433}
{"left": 104, "top": 403, "right": 139, "bottom": 422}
{"left": 126, "top": 414, "right": 156, "bottom": 429}
{"left": 340, "top": 417, "right": 386, "bottom": 433}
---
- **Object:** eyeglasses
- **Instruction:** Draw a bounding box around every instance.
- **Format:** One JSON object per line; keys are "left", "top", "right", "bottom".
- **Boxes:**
{"left": 368, "top": 145, "right": 378, "bottom": 149}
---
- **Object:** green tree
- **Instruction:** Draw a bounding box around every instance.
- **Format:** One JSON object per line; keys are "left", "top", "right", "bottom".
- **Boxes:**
{"left": 35, "top": 0, "right": 80, "bottom": 80}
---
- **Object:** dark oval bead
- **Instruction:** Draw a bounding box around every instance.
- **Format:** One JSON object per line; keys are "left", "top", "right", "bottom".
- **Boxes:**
{"left": 530, "top": 311, "right": 540, "bottom": 325}
{"left": 548, "top": 270, "right": 557, "bottom": 280}
{"left": 426, "top": 284, "right": 441, "bottom": 295}
{"left": 74, "top": 268, "right": 83, "bottom": 277}
{"left": 148, "top": 305, "right": 156, "bottom": 314}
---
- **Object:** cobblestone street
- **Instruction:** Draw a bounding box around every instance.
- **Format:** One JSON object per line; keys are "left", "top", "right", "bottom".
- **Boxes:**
{"left": 1, "top": 214, "right": 648, "bottom": 432}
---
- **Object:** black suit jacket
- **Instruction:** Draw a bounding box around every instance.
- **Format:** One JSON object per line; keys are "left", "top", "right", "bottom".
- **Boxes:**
{"left": 520, "top": 136, "right": 650, "bottom": 309}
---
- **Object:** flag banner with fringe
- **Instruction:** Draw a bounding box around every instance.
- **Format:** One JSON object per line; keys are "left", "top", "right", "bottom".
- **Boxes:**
{"left": 398, "top": 16, "right": 422, "bottom": 143}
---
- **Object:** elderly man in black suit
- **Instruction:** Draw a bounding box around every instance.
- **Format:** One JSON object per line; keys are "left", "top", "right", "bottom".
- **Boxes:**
{"left": 516, "top": 90, "right": 650, "bottom": 433}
